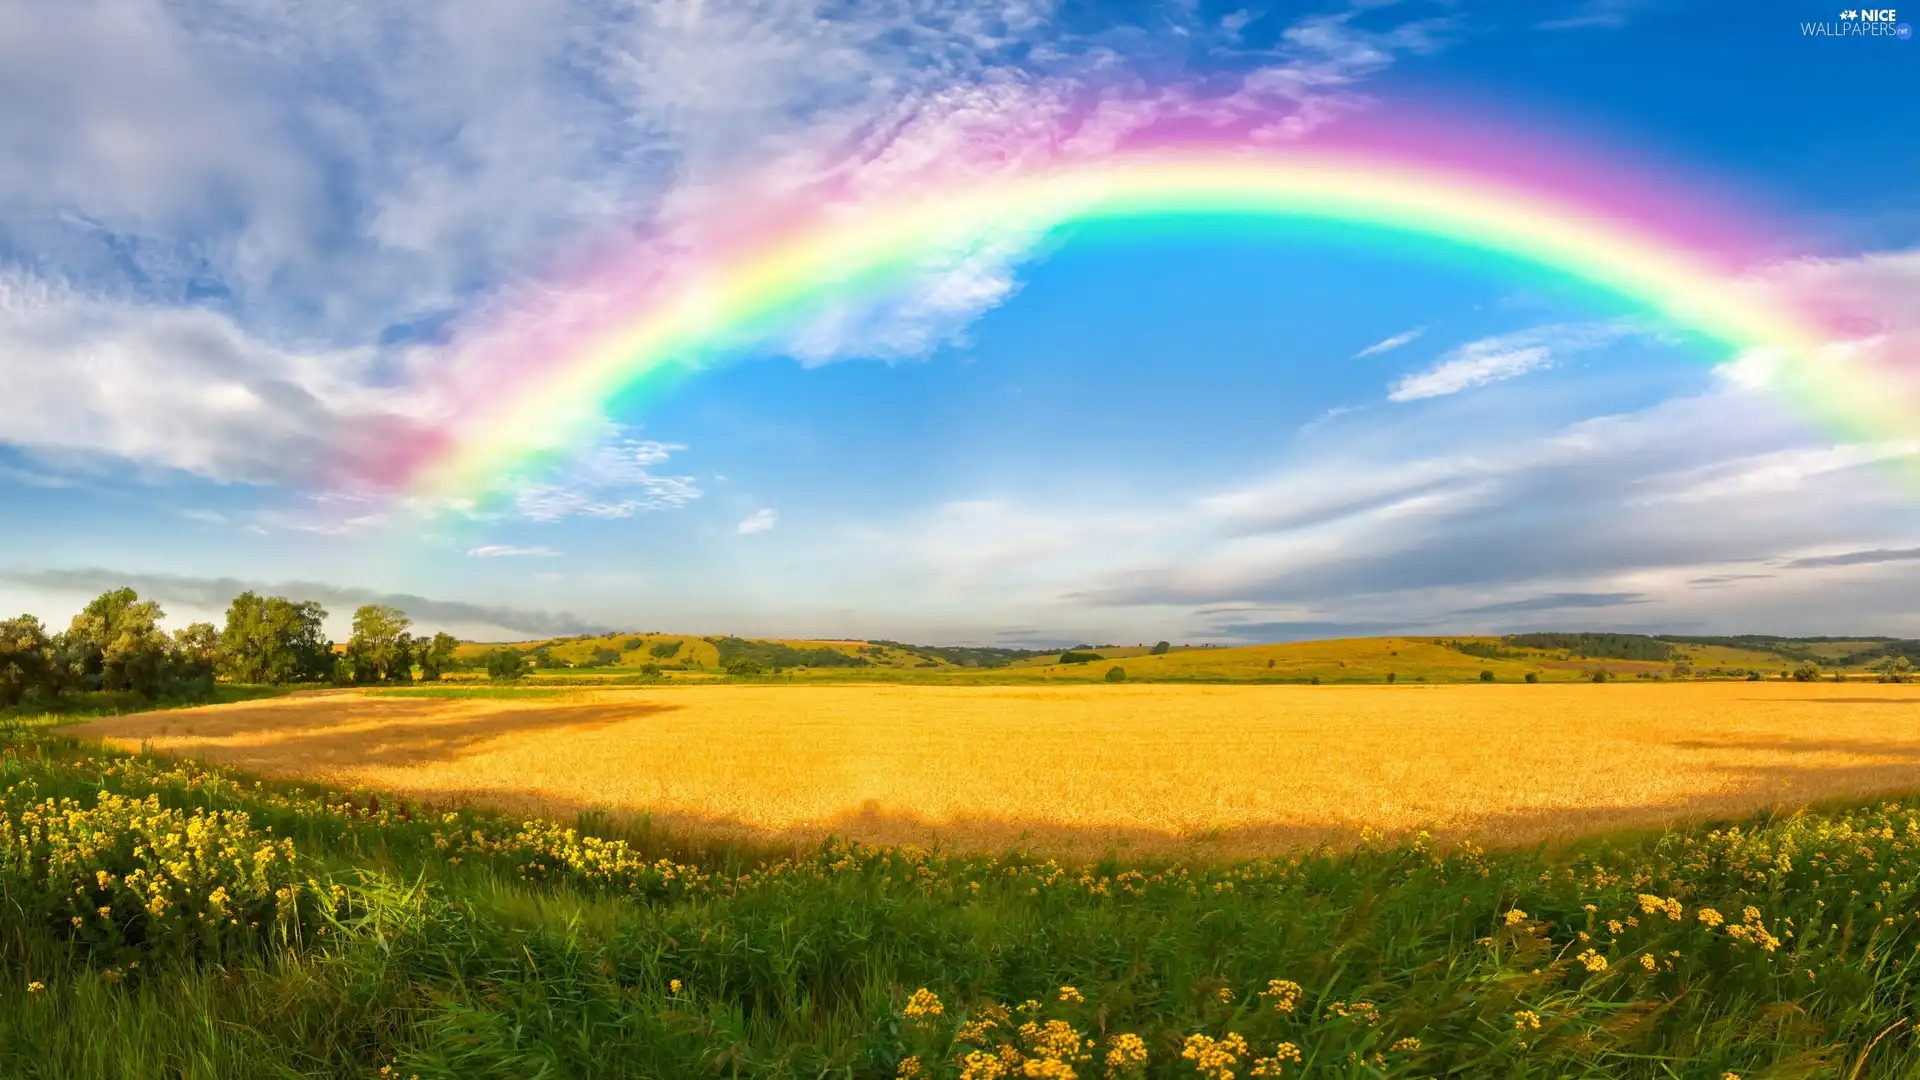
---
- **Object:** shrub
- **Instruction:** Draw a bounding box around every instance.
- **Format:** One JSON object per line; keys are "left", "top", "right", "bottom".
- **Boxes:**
{"left": 1747, "top": 670, "right": 1764, "bottom": 682}
{"left": 1791, "top": 662, "right": 1821, "bottom": 682}
{"left": 726, "top": 658, "right": 764, "bottom": 677}
{"left": 1149, "top": 641, "right": 1171, "bottom": 655}
{"left": 1104, "top": 666, "right": 1126, "bottom": 683}
{"left": 649, "top": 639, "right": 683, "bottom": 659}
{"left": 1057, "top": 650, "right": 1103, "bottom": 665}
{"left": 1589, "top": 669, "right": 1610, "bottom": 683}
{"left": 485, "top": 648, "right": 526, "bottom": 681}
{"left": 1524, "top": 672, "right": 1539, "bottom": 684}
{"left": 1385, "top": 672, "right": 1396, "bottom": 684}
{"left": 639, "top": 663, "right": 661, "bottom": 678}
{"left": 1309, "top": 675, "right": 1321, "bottom": 685}
{"left": 1479, "top": 670, "right": 1495, "bottom": 682}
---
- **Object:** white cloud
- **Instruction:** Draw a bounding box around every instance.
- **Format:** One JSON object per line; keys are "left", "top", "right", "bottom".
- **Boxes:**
{"left": 0, "top": 1, "right": 1465, "bottom": 493}
{"left": 1352, "top": 326, "right": 1425, "bottom": 358}
{"left": 509, "top": 438, "right": 702, "bottom": 523}
{"left": 737, "top": 508, "right": 780, "bottom": 535}
{"left": 1387, "top": 321, "right": 1644, "bottom": 402}
{"left": 467, "top": 545, "right": 559, "bottom": 558}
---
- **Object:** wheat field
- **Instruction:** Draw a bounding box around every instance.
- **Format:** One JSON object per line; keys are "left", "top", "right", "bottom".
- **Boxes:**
{"left": 74, "top": 681, "right": 1920, "bottom": 856}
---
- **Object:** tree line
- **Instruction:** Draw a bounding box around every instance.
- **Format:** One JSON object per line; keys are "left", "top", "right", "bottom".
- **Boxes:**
{"left": 0, "top": 586, "right": 465, "bottom": 709}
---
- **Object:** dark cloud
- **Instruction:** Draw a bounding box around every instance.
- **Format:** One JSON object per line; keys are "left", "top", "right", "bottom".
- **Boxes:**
{"left": 1782, "top": 547, "right": 1920, "bottom": 570}
{"left": 1, "top": 567, "right": 613, "bottom": 638}
{"left": 1448, "top": 592, "right": 1649, "bottom": 616}
{"left": 1688, "top": 573, "right": 1774, "bottom": 586}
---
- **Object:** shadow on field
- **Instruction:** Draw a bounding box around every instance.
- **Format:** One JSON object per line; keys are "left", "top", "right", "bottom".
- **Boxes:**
{"left": 66, "top": 697, "right": 1920, "bottom": 859}
{"left": 74, "top": 695, "right": 681, "bottom": 771}
{"left": 340, "top": 743, "right": 1920, "bottom": 861}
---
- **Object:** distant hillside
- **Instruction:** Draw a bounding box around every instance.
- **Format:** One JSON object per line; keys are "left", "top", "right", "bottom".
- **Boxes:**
{"left": 448, "top": 631, "right": 1918, "bottom": 683}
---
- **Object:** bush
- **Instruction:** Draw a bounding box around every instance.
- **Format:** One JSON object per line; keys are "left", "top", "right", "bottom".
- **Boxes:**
{"left": 1149, "top": 641, "right": 1171, "bottom": 655}
{"left": 1590, "top": 669, "right": 1610, "bottom": 683}
{"left": 1309, "top": 675, "right": 1320, "bottom": 685}
{"left": 1747, "top": 670, "right": 1764, "bottom": 682}
{"left": 726, "top": 658, "right": 764, "bottom": 677}
{"left": 1524, "top": 672, "right": 1539, "bottom": 684}
{"left": 1057, "top": 650, "right": 1103, "bottom": 665}
{"left": 1385, "top": 672, "right": 1396, "bottom": 684}
{"left": 485, "top": 648, "right": 526, "bottom": 681}
{"left": 649, "top": 639, "right": 683, "bottom": 659}
{"left": 1791, "top": 662, "right": 1821, "bottom": 682}
{"left": 1479, "top": 670, "right": 1495, "bottom": 682}
{"left": 1104, "top": 666, "right": 1126, "bottom": 683}
{"left": 639, "top": 663, "right": 662, "bottom": 678}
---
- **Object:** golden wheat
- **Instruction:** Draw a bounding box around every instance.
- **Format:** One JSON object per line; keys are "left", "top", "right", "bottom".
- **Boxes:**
{"left": 74, "top": 682, "right": 1920, "bottom": 856}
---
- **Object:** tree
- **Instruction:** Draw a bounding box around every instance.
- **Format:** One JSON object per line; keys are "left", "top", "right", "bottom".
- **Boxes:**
{"left": 347, "top": 605, "right": 414, "bottom": 683}
{"left": 170, "top": 622, "right": 219, "bottom": 698}
{"left": 1385, "top": 672, "right": 1397, "bottom": 684}
{"left": 418, "top": 632, "right": 460, "bottom": 682}
{"left": 0, "top": 615, "right": 51, "bottom": 708}
{"left": 1149, "top": 641, "right": 1171, "bottom": 655}
{"left": 485, "top": 648, "right": 526, "bottom": 681}
{"left": 219, "top": 593, "right": 333, "bottom": 685}
{"left": 1479, "top": 670, "right": 1495, "bottom": 682}
{"left": 69, "top": 588, "right": 171, "bottom": 697}
{"left": 1524, "top": 672, "right": 1539, "bottom": 684}
{"left": 1590, "top": 669, "right": 1610, "bottom": 683}
{"left": 1105, "top": 665, "right": 1127, "bottom": 683}
{"left": 727, "top": 657, "right": 765, "bottom": 677}
{"left": 1791, "top": 662, "right": 1822, "bottom": 683}
{"left": 1672, "top": 660, "right": 1694, "bottom": 680}
{"left": 1878, "top": 655, "right": 1913, "bottom": 684}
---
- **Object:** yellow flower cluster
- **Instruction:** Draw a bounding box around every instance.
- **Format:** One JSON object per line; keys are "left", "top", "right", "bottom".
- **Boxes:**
{"left": 1103, "top": 1033, "right": 1148, "bottom": 1078}
{"left": 905, "top": 988, "right": 945, "bottom": 1020}
{"left": 1, "top": 783, "right": 316, "bottom": 955}
{"left": 1257, "top": 980, "right": 1301, "bottom": 1014}
{"left": 1180, "top": 1033, "right": 1249, "bottom": 1080}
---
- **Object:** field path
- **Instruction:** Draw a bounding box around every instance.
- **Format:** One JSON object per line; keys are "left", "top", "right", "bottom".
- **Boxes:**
{"left": 73, "top": 682, "right": 1920, "bottom": 856}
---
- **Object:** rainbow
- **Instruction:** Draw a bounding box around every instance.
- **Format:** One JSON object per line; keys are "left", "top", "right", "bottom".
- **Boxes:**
{"left": 397, "top": 142, "right": 1900, "bottom": 502}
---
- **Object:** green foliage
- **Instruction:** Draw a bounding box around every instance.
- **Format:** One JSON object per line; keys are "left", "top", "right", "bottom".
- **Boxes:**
{"left": 865, "top": 640, "right": 1054, "bottom": 669}
{"left": 1056, "top": 650, "right": 1103, "bottom": 665}
{"left": 1505, "top": 633, "right": 1675, "bottom": 662}
{"left": 647, "top": 639, "right": 683, "bottom": 659}
{"left": 346, "top": 605, "right": 413, "bottom": 684}
{"left": 67, "top": 588, "right": 172, "bottom": 697}
{"left": 416, "top": 632, "right": 460, "bottom": 683}
{"left": 1149, "top": 640, "right": 1171, "bottom": 655}
{"left": 1443, "top": 638, "right": 1524, "bottom": 660}
{"left": 217, "top": 592, "right": 334, "bottom": 685}
{"left": 711, "top": 636, "right": 866, "bottom": 669}
{"left": 1791, "top": 661, "right": 1822, "bottom": 682}
{"left": 1877, "top": 655, "right": 1913, "bottom": 683}
{"left": 1524, "top": 671, "right": 1539, "bottom": 684}
{"left": 0, "top": 615, "right": 53, "bottom": 708}
{"left": 1479, "top": 670, "right": 1495, "bottom": 682}
{"left": 1104, "top": 665, "right": 1126, "bottom": 683}
{"left": 1589, "top": 668, "right": 1611, "bottom": 683}
{"left": 483, "top": 648, "right": 526, "bottom": 682}
{"left": 725, "top": 657, "right": 765, "bottom": 677}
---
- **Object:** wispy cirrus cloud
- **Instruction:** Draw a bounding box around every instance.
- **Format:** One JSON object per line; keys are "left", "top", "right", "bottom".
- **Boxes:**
{"left": 736, "top": 508, "right": 780, "bottom": 536}
{"left": 1352, "top": 326, "right": 1425, "bottom": 358}
{"left": 467, "top": 545, "right": 559, "bottom": 558}
{"left": 1387, "top": 321, "right": 1648, "bottom": 402}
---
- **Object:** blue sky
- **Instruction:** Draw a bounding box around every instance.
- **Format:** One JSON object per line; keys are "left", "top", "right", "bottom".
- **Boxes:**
{"left": 1, "top": 0, "right": 1917, "bottom": 644}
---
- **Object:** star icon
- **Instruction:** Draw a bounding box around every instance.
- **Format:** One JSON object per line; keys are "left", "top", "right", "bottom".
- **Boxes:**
{"left": 1841, "top": 8, "right": 1859, "bottom": 17}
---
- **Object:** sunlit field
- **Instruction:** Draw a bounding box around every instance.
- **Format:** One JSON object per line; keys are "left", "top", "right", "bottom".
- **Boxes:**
{"left": 76, "top": 681, "right": 1920, "bottom": 857}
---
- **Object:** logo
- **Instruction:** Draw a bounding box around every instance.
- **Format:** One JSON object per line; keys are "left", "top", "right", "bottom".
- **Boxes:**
{"left": 1804, "top": 7, "right": 1908, "bottom": 33}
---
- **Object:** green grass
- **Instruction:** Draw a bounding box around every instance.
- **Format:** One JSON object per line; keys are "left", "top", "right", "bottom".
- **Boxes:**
{"left": 6, "top": 721, "right": 1920, "bottom": 1078}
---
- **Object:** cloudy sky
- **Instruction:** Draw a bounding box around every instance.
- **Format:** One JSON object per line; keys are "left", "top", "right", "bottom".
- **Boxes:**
{"left": 1, "top": 0, "right": 1917, "bottom": 644}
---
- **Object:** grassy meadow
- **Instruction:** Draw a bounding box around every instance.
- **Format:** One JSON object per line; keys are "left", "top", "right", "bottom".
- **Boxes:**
{"left": 10, "top": 705, "right": 1920, "bottom": 1078}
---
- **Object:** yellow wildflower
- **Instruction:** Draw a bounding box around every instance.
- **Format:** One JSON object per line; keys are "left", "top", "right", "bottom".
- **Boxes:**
{"left": 1181, "top": 1033, "right": 1249, "bottom": 1080}
{"left": 1698, "top": 908, "right": 1725, "bottom": 928}
{"left": 897, "top": 1056, "right": 925, "bottom": 1079}
{"left": 904, "top": 987, "right": 945, "bottom": 1020}
{"left": 1059, "top": 986, "right": 1085, "bottom": 1004}
{"left": 1259, "top": 980, "right": 1302, "bottom": 1014}
{"left": 1104, "top": 1033, "right": 1148, "bottom": 1078}
{"left": 1513, "top": 1010, "right": 1542, "bottom": 1030}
